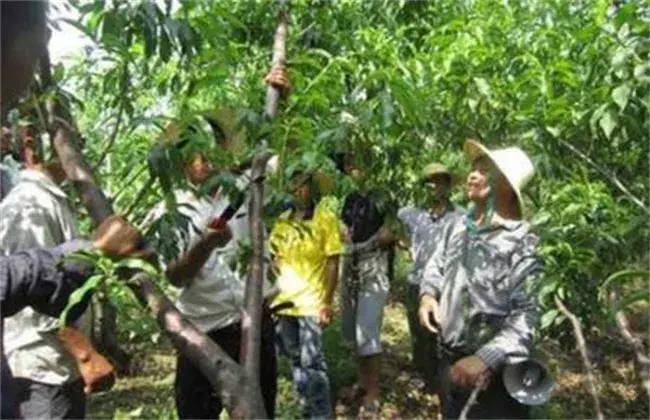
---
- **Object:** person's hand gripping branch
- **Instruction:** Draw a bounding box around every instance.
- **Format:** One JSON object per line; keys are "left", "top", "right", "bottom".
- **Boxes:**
{"left": 91, "top": 215, "right": 153, "bottom": 261}
{"left": 264, "top": 65, "right": 291, "bottom": 98}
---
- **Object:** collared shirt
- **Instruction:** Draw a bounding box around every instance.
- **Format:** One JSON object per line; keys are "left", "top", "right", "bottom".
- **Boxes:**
{"left": 421, "top": 216, "right": 542, "bottom": 369}
{"left": 147, "top": 185, "right": 269, "bottom": 333}
{"left": 398, "top": 204, "right": 464, "bottom": 285}
{"left": 0, "top": 169, "right": 88, "bottom": 385}
{"left": 271, "top": 200, "right": 343, "bottom": 317}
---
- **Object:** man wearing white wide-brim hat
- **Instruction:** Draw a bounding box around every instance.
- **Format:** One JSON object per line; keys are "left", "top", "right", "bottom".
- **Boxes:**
{"left": 418, "top": 139, "right": 543, "bottom": 419}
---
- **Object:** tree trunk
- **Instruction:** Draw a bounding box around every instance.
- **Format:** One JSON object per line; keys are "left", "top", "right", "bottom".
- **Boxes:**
{"left": 239, "top": 8, "right": 289, "bottom": 391}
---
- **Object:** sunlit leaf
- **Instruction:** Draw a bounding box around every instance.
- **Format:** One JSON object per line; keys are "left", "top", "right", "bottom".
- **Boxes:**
{"left": 611, "top": 84, "right": 631, "bottom": 111}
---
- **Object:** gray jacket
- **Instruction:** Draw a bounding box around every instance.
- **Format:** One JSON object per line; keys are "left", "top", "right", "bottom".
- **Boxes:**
{"left": 421, "top": 216, "right": 542, "bottom": 369}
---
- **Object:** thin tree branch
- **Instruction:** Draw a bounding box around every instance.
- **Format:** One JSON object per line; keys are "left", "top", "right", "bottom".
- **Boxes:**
{"left": 93, "top": 106, "right": 124, "bottom": 171}
{"left": 555, "top": 295, "right": 604, "bottom": 420}
{"left": 610, "top": 291, "right": 650, "bottom": 402}
{"left": 557, "top": 138, "right": 649, "bottom": 216}
{"left": 459, "top": 375, "right": 488, "bottom": 420}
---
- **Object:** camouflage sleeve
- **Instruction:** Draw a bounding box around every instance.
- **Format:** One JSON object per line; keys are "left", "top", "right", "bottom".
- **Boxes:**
{"left": 476, "top": 234, "right": 543, "bottom": 369}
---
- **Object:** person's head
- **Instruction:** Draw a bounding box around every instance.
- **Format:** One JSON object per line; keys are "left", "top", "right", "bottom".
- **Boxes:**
{"left": 184, "top": 152, "right": 213, "bottom": 186}
{"left": 464, "top": 139, "right": 535, "bottom": 219}
{"left": 420, "top": 163, "right": 454, "bottom": 206}
{"left": 342, "top": 152, "right": 362, "bottom": 179}
{"left": 16, "top": 125, "right": 66, "bottom": 183}
{"left": 1, "top": 1, "right": 48, "bottom": 111}
{"left": 466, "top": 154, "right": 517, "bottom": 208}
{"left": 288, "top": 171, "right": 317, "bottom": 206}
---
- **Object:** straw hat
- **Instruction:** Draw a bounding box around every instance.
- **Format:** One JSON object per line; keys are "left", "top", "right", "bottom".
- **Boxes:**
{"left": 464, "top": 139, "right": 534, "bottom": 216}
{"left": 419, "top": 162, "right": 462, "bottom": 185}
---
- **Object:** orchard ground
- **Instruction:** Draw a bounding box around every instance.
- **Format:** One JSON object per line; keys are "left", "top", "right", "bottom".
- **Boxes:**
{"left": 88, "top": 278, "right": 649, "bottom": 420}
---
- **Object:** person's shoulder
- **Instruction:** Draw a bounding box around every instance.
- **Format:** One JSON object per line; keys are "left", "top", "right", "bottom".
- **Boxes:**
{"left": 498, "top": 219, "right": 540, "bottom": 256}
{"left": 397, "top": 206, "right": 423, "bottom": 221}
{"left": 0, "top": 180, "right": 54, "bottom": 216}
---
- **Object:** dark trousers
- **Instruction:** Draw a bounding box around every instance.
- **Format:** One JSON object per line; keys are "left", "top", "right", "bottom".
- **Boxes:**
{"left": 276, "top": 316, "right": 332, "bottom": 419}
{"left": 406, "top": 283, "right": 439, "bottom": 391}
{"left": 13, "top": 378, "right": 86, "bottom": 419}
{"left": 174, "top": 314, "right": 277, "bottom": 419}
{"left": 439, "top": 350, "right": 529, "bottom": 419}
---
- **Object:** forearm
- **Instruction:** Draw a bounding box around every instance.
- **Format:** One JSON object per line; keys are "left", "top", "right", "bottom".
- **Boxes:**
{"left": 323, "top": 255, "right": 340, "bottom": 305}
{"left": 1, "top": 240, "right": 93, "bottom": 318}
{"left": 376, "top": 226, "right": 397, "bottom": 249}
{"left": 475, "top": 285, "right": 539, "bottom": 369}
{"left": 166, "top": 233, "right": 222, "bottom": 287}
{"left": 58, "top": 326, "right": 94, "bottom": 363}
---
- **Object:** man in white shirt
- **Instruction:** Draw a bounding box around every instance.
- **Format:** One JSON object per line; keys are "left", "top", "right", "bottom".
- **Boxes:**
{"left": 0, "top": 129, "right": 114, "bottom": 419}
{"left": 146, "top": 148, "right": 278, "bottom": 419}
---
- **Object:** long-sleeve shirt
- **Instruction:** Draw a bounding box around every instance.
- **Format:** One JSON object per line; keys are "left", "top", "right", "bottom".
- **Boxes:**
{"left": 420, "top": 216, "right": 542, "bottom": 370}
{"left": 1, "top": 240, "right": 92, "bottom": 419}
{"left": 0, "top": 169, "right": 89, "bottom": 385}
{"left": 0, "top": 240, "right": 91, "bottom": 318}
{"left": 398, "top": 204, "right": 464, "bottom": 286}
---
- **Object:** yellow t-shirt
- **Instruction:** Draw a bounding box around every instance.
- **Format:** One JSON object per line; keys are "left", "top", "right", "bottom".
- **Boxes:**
{"left": 270, "top": 200, "right": 343, "bottom": 316}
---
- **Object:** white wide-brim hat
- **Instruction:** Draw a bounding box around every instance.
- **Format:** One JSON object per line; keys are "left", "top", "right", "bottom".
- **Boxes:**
{"left": 464, "top": 139, "right": 535, "bottom": 217}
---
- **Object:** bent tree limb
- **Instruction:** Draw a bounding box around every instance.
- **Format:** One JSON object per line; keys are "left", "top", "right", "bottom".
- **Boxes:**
{"left": 554, "top": 295, "right": 604, "bottom": 420}
{"left": 44, "top": 60, "right": 265, "bottom": 418}
{"left": 610, "top": 291, "right": 650, "bottom": 402}
{"left": 240, "top": 5, "right": 289, "bottom": 395}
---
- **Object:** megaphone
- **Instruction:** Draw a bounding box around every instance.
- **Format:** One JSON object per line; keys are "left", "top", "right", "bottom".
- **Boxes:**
{"left": 503, "top": 358, "right": 556, "bottom": 405}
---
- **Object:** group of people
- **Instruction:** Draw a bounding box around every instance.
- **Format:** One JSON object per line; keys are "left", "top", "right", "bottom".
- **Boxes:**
{"left": 0, "top": 2, "right": 543, "bottom": 420}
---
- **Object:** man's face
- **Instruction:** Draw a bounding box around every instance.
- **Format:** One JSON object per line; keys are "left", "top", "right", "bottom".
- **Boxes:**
{"left": 424, "top": 174, "right": 452, "bottom": 203}
{"left": 185, "top": 153, "right": 213, "bottom": 186}
{"left": 466, "top": 155, "right": 493, "bottom": 202}
{"left": 288, "top": 173, "right": 313, "bottom": 204}
{"left": 466, "top": 155, "right": 514, "bottom": 205}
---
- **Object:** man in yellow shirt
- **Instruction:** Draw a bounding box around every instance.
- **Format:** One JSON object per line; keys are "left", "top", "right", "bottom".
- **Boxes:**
{"left": 271, "top": 171, "right": 342, "bottom": 419}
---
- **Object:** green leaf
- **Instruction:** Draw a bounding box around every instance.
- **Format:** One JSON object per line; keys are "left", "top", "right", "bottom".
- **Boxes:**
{"left": 619, "top": 290, "right": 650, "bottom": 310}
{"left": 540, "top": 309, "right": 559, "bottom": 330}
{"left": 545, "top": 126, "right": 561, "bottom": 138}
{"left": 63, "top": 250, "right": 102, "bottom": 265}
{"left": 600, "top": 269, "right": 649, "bottom": 291}
{"left": 473, "top": 77, "right": 491, "bottom": 97}
{"left": 599, "top": 111, "right": 616, "bottom": 139}
{"left": 611, "top": 84, "right": 631, "bottom": 111}
{"left": 115, "top": 258, "right": 161, "bottom": 278}
{"left": 58, "top": 275, "right": 104, "bottom": 327}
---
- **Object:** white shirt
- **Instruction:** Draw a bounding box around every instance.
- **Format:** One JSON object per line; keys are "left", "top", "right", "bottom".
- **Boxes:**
{"left": 0, "top": 169, "right": 89, "bottom": 385}
{"left": 147, "top": 182, "right": 271, "bottom": 333}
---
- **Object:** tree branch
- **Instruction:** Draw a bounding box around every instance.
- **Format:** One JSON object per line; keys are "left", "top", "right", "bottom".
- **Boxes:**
{"left": 264, "top": 10, "right": 289, "bottom": 119}
{"left": 239, "top": 6, "right": 289, "bottom": 407}
{"left": 554, "top": 295, "right": 604, "bottom": 420}
{"left": 459, "top": 375, "right": 488, "bottom": 420}
{"left": 557, "top": 138, "right": 649, "bottom": 216}
{"left": 610, "top": 291, "right": 650, "bottom": 402}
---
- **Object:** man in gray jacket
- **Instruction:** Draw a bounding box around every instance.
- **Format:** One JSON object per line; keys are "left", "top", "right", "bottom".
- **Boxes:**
{"left": 398, "top": 163, "right": 463, "bottom": 392}
{"left": 418, "top": 139, "right": 542, "bottom": 419}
